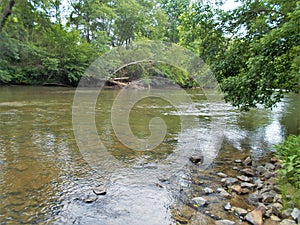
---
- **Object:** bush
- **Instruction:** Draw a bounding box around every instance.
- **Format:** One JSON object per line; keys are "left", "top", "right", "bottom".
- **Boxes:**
{"left": 275, "top": 135, "right": 300, "bottom": 189}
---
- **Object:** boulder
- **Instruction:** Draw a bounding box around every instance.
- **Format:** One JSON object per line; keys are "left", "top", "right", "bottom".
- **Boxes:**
{"left": 245, "top": 206, "right": 266, "bottom": 225}
{"left": 291, "top": 208, "right": 300, "bottom": 222}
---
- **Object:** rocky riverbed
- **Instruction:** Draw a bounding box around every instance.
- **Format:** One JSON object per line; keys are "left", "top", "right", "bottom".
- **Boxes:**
{"left": 169, "top": 155, "right": 300, "bottom": 225}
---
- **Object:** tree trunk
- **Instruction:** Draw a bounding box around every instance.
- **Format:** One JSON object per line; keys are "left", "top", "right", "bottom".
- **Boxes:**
{"left": 0, "top": 0, "right": 16, "bottom": 32}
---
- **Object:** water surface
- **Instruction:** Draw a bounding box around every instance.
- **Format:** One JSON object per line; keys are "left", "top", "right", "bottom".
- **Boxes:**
{"left": 0, "top": 86, "right": 299, "bottom": 224}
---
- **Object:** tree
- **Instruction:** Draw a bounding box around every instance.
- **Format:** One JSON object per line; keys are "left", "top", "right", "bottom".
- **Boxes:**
{"left": 179, "top": 0, "right": 300, "bottom": 110}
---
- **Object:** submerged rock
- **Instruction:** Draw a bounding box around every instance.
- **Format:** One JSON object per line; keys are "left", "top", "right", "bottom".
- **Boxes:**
{"left": 189, "top": 155, "right": 203, "bottom": 164}
{"left": 83, "top": 195, "right": 98, "bottom": 203}
{"left": 93, "top": 186, "right": 107, "bottom": 195}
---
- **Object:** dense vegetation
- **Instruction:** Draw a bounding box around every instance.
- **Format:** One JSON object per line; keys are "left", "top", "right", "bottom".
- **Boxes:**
{"left": 275, "top": 135, "right": 300, "bottom": 208}
{"left": 0, "top": 0, "right": 299, "bottom": 109}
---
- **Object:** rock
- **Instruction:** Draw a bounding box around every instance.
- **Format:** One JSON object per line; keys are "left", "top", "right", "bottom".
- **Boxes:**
{"left": 281, "top": 208, "right": 293, "bottom": 219}
{"left": 233, "top": 166, "right": 239, "bottom": 170}
{"left": 262, "top": 194, "right": 274, "bottom": 204}
{"left": 191, "top": 197, "right": 208, "bottom": 207}
{"left": 217, "top": 172, "right": 228, "bottom": 178}
{"left": 203, "top": 187, "right": 214, "bottom": 194}
{"left": 265, "top": 208, "right": 273, "bottom": 218}
{"left": 241, "top": 182, "right": 256, "bottom": 189}
{"left": 265, "top": 163, "right": 276, "bottom": 171}
{"left": 270, "top": 157, "right": 279, "bottom": 163}
{"left": 256, "top": 166, "right": 268, "bottom": 175}
{"left": 217, "top": 188, "right": 231, "bottom": 198}
{"left": 189, "top": 155, "right": 203, "bottom": 164}
{"left": 265, "top": 171, "right": 275, "bottom": 179}
{"left": 93, "top": 186, "right": 107, "bottom": 195}
{"left": 83, "top": 195, "right": 98, "bottom": 203}
{"left": 254, "top": 179, "right": 264, "bottom": 189}
{"left": 237, "top": 175, "right": 252, "bottom": 182}
{"left": 215, "top": 220, "right": 236, "bottom": 225}
{"left": 245, "top": 206, "right": 266, "bottom": 225}
{"left": 173, "top": 215, "right": 189, "bottom": 224}
{"left": 234, "top": 159, "right": 243, "bottom": 163}
{"left": 230, "top": 185, "right": 250, "bottom": 194}
{"left": 247, "top": 192, "right": 263, "bottom": 206}
{"left": 243, "top": 156, "right": 253, "bottom": 166}
{"left": 271, "top": 215, "right": 282, "bottom": 222}
{"left": 241, "top": 168, "right": 255, "bottom": 177}
{"left": 222, "top": 177, "right": 239, "bottom": 186}
{"left": 280, "top": 219, "right": 297, "bottom": 225}
{"left": 232, "top": 206, "right": 248, "bottom": 216}
{"left": 271, "top": 203, "right": 283, "bottom": 211}
{"left": 264, "top": 219, "right": 280, "bottom": 225}
{"left": 274, "top": 194, "right": 283, "bottom": 204}
{"left": 224, "top": 202, "right": 232, "bottom": 211}
{"left": 143, "top": 163, "right": 158, "bottom": 169}
{"left": 291, "top": 208, "right": 300, "bottom": 222}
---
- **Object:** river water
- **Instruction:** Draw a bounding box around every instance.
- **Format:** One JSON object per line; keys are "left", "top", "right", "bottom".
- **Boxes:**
{"left": 0, "top": 86, "right": 299, "bottom": 224}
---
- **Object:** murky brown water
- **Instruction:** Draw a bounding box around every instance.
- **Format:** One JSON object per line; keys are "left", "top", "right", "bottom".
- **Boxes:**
{"left": 0, "top": 86, "right": 299, "bottom": 224}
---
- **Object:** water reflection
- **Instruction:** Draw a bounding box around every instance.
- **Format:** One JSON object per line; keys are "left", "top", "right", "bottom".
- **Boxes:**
{"left": 0, "top": 86, "right": 299, "bottom": 224}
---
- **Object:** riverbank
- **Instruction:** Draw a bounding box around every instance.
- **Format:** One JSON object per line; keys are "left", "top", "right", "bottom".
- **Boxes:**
{"left": 171, "top": 155, "right": 300, "bottom": 225}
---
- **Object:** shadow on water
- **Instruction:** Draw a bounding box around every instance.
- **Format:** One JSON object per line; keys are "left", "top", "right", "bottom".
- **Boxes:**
{"left": 0, "top": 86, "right": 299, "bottom": 224}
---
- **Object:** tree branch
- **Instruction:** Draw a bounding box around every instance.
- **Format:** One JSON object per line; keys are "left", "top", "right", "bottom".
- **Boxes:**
{"left": 0, "top": 0, "right": 16, "bottom": 32}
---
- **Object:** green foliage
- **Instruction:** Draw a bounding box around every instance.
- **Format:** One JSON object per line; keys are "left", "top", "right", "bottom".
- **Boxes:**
{"left": 276, "top": 135, "right": 300, "bottom": 189}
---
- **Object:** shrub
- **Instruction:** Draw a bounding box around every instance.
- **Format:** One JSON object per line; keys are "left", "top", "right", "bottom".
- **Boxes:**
{"left": 275, "top": 135, "right": 300, "bottom": 189}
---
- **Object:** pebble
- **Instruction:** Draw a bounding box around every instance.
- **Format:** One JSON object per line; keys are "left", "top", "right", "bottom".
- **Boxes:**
{"left": 215, "top": 219, "right": 236, "bottom": 225}
{"left": 217, "top": 172, "right": 228, "bottom": 178}
{"left": 222, "top": 177, "right": 239, "bottom": 186}
{"left": 217, "top": 188, "right": 231, "bottom": 198}
{"left": 243, "top": 156, "right": 253, "bottom": 166}
{"left": 241, "top": 182, "right": 255, "bottom": 189}
{"left": 191, "top": 197, "right": 208, "bottom": 207}
{"left": 232, "top": 206, "right": 248, "bottom": 216}
{"left": 280, "top": 219, "right": 297, "bottom": 225}
{"left": 224, "top": 202, "right": 232, "bottom": 211}
{"left": 241, "top": 168, "right": 255, "bottom": 177}
{"left": 203, "top": 187, "right": 214, "bottom": 194}
{"left": 234, "top": 159, "right": 242, "bottom": 163}
{"left": 237, "top": 175, "right": 252, "bottom": 182}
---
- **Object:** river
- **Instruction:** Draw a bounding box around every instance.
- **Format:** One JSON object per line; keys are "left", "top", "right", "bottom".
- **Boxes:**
{"left": 0, "top": 86, "right": 299, "bottom": 224}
